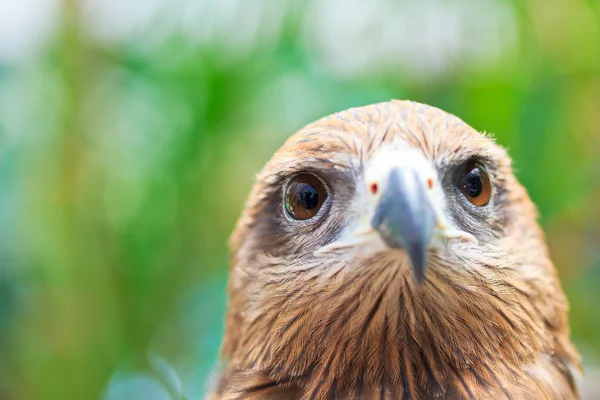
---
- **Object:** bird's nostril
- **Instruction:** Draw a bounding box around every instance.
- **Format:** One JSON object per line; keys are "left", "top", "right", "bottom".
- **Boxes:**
{"left": 370, "top": 182, "right": 378, "bottom": 195}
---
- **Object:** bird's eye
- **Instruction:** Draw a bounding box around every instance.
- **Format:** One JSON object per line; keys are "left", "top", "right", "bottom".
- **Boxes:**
{"left": 458, "top": 162, "right": 492, "bottom": 206}
{"left": 285, "top": 174, "right": 327, "bottom": 220}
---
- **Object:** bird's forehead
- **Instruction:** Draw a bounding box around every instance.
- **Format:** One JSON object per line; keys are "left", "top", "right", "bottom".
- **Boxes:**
{"left": 268, "top": 100, "right": 500, "bottom": 174}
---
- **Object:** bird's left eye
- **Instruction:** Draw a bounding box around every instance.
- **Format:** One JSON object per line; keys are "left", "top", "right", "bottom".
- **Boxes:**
{"left": 458, "top": 162, "right": 492, "bottom": 206}
{"left": 285, "top": 174, "right": 327, "bottom": 220}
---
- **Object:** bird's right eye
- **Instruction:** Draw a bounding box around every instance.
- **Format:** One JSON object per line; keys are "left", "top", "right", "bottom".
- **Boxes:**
{"left": 458, "top": 162, "right": 492, "bottom": 206}
{"left": 285, "top": 174, "right": 327, "bottom": 220}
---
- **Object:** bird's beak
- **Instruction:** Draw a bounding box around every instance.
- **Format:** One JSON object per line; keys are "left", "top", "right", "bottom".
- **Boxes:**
{"left": 371, "top": 167, "right": 436, "bottom": 284}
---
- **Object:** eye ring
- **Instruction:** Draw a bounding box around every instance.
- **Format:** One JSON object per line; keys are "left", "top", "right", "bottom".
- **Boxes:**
{"left": 458, "top": 162, "right": 492, "bottom": 206}
{"left": 284, "top": 174, "right": 328, "bottom": 220}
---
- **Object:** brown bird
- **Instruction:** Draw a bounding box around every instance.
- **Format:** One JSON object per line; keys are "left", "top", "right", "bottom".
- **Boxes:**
{"left": 208, "top": 100, "right": 581, "bottom": 399}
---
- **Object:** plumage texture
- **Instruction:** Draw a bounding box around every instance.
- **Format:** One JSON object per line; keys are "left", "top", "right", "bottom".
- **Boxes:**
{"left": 208, "top": 100, "right": 581, "bottom": 399}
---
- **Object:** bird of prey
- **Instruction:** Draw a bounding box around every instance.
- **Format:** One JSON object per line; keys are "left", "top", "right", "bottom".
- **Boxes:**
{"left": 208, "top": 100, "right": 581, "bottom": 399}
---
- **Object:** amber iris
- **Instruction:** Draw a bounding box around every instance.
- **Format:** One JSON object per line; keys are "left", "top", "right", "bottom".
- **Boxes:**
{"left": 459, "top": 163, "right": 492, "bottom": 206}
{"left": 285, "top": 174, "right": 327, "bottom": 220}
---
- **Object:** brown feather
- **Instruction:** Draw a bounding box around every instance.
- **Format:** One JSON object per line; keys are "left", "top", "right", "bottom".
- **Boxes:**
{"left": 211, "top": 101, "right": 581, "bottom": 399}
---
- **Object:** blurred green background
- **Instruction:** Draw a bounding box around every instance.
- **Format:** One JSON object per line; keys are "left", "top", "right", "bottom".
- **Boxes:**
{"left": 0, "top": 0, "right": 599, "bottom": 399}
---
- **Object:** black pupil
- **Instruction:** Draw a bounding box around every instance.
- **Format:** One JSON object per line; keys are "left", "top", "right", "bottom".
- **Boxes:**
{"left": 463, "top": 168, "right": 483, "bottom": 197}
{"left": 298, "top": 184, "right": 319, "bottom": 210}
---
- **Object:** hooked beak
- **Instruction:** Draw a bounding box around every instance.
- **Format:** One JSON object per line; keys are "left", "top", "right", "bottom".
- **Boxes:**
{"left": 371, "top": 167, "right": 436, "bottom": 284}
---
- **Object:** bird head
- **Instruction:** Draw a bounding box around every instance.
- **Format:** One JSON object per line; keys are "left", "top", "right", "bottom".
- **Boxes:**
{"left": 219, "top": 101, "right": 580, "bottom": 399}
